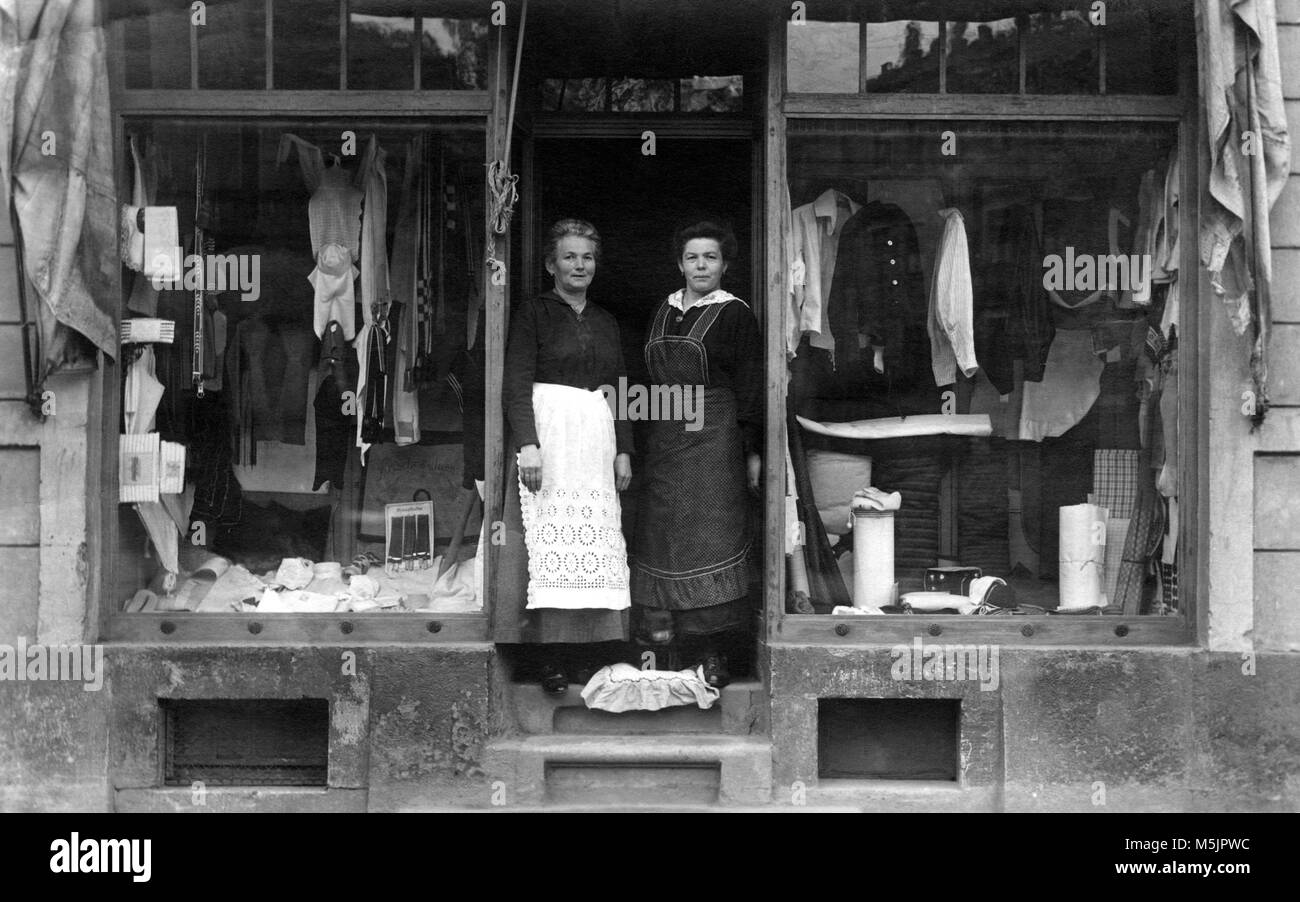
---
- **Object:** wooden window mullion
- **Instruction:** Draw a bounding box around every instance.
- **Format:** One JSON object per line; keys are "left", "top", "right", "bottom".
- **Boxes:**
{"left": 265, "top": 0, "right": 274, "bottom": 90}
{"left": 339, "top": 0, "right": 348, "bottom": 90}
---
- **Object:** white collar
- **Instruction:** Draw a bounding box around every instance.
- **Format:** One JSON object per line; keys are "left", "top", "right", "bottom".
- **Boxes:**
{"left": 668, "top": 288, "right": 745, "bottom": 311}
{"left": 813, "top": 188, "right": 860, "bottom": 234}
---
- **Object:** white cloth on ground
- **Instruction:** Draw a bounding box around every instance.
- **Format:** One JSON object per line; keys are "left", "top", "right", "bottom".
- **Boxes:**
{"left": 581, "top": 663, "right": 720, "bottom": 712}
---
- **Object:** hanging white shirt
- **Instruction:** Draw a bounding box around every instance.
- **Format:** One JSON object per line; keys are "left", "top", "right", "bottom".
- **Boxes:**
{"left": 791, "top": 189, "right": 860, "bottom": 352}
{"left": 928, "top": 207, "right": 979, "bottom": 386}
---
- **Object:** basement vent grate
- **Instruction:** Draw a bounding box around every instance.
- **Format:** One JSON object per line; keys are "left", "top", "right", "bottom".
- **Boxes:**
{"left": 162, "top": 698, "right": 329, "bottom": 787}
{"left": 818, "top": 698, "right": 960, "bottom": 781}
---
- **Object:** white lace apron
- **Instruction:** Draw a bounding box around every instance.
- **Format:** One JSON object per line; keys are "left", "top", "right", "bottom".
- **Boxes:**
{"left": 519, "top": 383, "right": 631, "bottom": 610}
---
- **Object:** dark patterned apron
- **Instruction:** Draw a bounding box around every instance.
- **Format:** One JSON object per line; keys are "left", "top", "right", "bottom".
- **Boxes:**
{"left": 632, "top": 300, "right": 750, "bottom": 611}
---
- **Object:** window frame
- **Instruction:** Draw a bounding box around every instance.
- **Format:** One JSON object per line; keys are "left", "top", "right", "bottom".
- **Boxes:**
{"left": 763, "top": 4, "right": 1200, "bottom": 646}
{"left": 97, "top": 8, "right": 509, "bottom": 644}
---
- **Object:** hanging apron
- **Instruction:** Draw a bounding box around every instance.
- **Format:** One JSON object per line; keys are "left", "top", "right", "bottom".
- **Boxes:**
{"left": 632, "top": 300, "right": 750, "bottom": 611}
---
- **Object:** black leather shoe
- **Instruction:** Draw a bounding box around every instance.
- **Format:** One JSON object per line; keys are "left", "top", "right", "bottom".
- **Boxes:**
{"left": 540, "top": 664, "right": 568, "bottom": 695}
{"left": 701, "top": 653, "right": 730, "bottom": 690}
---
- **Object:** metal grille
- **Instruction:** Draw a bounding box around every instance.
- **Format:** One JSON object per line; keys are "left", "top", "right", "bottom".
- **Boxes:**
{"left": 162, "top": 699, "right": 329, "bottom": 787}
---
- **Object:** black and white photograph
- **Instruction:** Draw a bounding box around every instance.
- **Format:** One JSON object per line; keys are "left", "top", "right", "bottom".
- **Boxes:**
{"left": 0, "top": 0, "right": 1292, "bottom": 869}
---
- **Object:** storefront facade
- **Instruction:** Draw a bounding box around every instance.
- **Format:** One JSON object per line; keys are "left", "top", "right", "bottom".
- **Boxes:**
{"left": 1, "top": 0, "right": 1298, "bottom": 811}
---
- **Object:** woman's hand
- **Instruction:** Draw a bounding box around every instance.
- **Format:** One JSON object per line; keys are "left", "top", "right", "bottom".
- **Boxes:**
{"left": 747, "top": 452, "right": 762, "bottom": 494}
{"left": 519, "top": 444, "right": 543, "bottom": 493}
{"left": 614, "top": 453, "right": 632, "bottom": 492}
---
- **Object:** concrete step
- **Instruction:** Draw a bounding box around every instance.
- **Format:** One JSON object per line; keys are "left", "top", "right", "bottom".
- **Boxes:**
{"left": 509, "top": 680, "right": 766, "bottom": 736}
{"left": 484, "top": 733, "right": 773, "bottom": 806}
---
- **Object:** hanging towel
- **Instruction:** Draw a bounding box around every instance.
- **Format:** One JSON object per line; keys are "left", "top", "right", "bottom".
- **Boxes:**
{"left": 142, "top": 206, "right": 180, "bottom": 283}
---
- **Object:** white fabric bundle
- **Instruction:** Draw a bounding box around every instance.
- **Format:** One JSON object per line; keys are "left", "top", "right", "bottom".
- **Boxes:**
{"left": 581, "top": 664, "right": 720, "bottom": 713}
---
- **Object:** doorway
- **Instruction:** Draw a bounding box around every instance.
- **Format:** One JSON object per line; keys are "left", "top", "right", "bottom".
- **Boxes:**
{"left": 512, "top": 132, "right": 763, "bottom": 687}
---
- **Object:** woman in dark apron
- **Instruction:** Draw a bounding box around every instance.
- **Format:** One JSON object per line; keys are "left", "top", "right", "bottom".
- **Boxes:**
{"left": 632, "top": 222, "right": 763, "bottom": 688}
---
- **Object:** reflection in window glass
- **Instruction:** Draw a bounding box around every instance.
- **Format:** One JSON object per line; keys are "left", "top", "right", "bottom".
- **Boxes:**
{"left": 421, "top": 18, "right": 489, "bottom": 90}
{"left": 273, "top": 0, "right": 340, "bottom": 89}
{"left": 557, "top": 78, "right": 608, "bottom": 112}
{"left": 610, "top": 79, "right": 675, "bottom": 112}
{"left": 198, "top": 0, "right": 265, "bottom": 89}
{"left": 540, "top": 79, "right": 564, "bottom": 112}
{"left": 123, "top": 5, "right": 190, "bottom": 89}
{"left": 1025, "top": 11, "right": 1098, "bottom": 93}
{"left": 864, "top": 20, "right": 941, "bottom": 93}
{"left": 117, "top": 120, "right": 487, "bottom": 615}
{"left": 680, "top": 76, "right": 744, "bottom": 112}
{"left": 1105, "top": 0, "right": 1179, "bottom": 95}
{"left": 349, "top": 14, "right": 415, "bottom": 89}
{"left": 787, "top": 22, "right": 859, "bottom": 93}
{"left": 945, "top": 18, "right": 1018, "bottom": 94}
{"left": 786, "top": 119, "right": 1179, "bottom": 615}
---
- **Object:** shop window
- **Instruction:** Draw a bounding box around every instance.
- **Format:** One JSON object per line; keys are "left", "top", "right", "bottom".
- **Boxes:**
{"left": 864, "top": 18, "right": 941, "bottom": 93}
{"left": 420, "top": 18, "right": 489, "bottom": 91}
{"left": 943, "top": 17, "right": 1018, "bottom": 94}
{"left": 122, "top": 1, "right": 191, "bottom": 89}
{"left": 786, "top": 1, "right": 1181, "bottom": 96}
{"left": 348, "top": 13, "right": 416, "bottom": 90}
{"left": 539, "top": 77, "right": 744, "bottom": 113}
{"left": 121, "top": 0, "right": 486, "bottom": 92}
{"left": 818, "top": 699, "right": 960, "bottom": 780}
{"left": 116, "top": 119, "right": 487, "bottom": 620}
{"left": 198, "top": 0, "right": 265, "bottom": 90}
{"left": 786, "top": 119, "right": 1181, "bottom": 616}
{"left": 788, "top": 21, "right": 860, "bottom": 93}
{"left": 679, "top": 76, "right": 744, "bottom": 113}
{"left": 273, "top": 0, "right": 342, "bottom": 89}
{"left": 610, "top": 78, "right": 675, "bottom": 113}
{"left": 1023, "top": 9, "right": 1099, "bottom": 94}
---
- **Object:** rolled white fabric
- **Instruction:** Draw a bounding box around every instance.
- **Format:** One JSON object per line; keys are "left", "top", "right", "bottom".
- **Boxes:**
{"left": 852, "top": 509, "right": 894, "bottom": 609}
{"left": 1059, "top": 503, "right": 1107, "bottom": 609}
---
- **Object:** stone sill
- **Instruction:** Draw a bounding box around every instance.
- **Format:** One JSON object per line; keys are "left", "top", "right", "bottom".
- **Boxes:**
{"left": 771, "top": 613, "right": 1191, "bottom": 647}
{"left": 114, "top": 787, "right": 367, "bottom": 813}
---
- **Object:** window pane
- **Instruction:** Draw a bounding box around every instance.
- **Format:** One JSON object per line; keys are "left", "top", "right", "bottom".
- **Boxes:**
{"left": 610, "top": 78, "right": 675, "bottom": 112}
{"left": 123, "top": 3, "right": 190, "bottom": 89}
{"left": 349, "top": 14, "right": 415, "bottom": 89}
{"left": 198, "top": 0, "right": 265, "bottom": 90}
{"left": 557, "top": 78, "right": 607, "bottom": 112}
{"left": 117, "top": 120, "right": 487, "bottom": 615}
{"left": 273, "top": 0, "right": 341, "bottom": 89}
{"left": 1025, "top": 10, "right": 1099, "bottom": 93}
{"left": 420, "top": 18, "right": 489, "bottom": 90}
{"left": 679, "top": 76, "right": 744, "bottom": 112}
{"left": 787, "top": 22, "right": 860, "bottom": 93}
{"left": 1105, "top": 0, "right": 1180, "bottom": 95}
{"left": 864, "top": 20, "right": 941, "bottom": 93}
{"left": 944, "top": 18, "right": 1018, "bottom": 94}
{"left": 540, "top": 78, "right": 564, "bottom": 112}
{"left": 786, "top": 119, "right": 1179, "bottom": 615}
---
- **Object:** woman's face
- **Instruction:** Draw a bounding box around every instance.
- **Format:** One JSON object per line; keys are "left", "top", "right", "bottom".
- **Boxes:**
{"left": 678, "top": 238, "right": 727, "bottom": 296}
{"left": 546, "top": 236, "right": 597, "bottom": 295}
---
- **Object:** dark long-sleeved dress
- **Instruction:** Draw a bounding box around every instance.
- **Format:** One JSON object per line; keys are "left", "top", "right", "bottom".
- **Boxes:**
{"left": 631, "top": 289, "right": 763, "bottom": 635}
{"left": 492, "top": 290, "right": 632, "bottom": 644}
